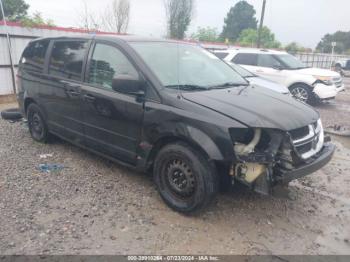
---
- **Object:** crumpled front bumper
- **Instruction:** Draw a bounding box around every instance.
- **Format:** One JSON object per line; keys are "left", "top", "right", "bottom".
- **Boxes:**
{"left": 276, "top": 143, "right": 336, "bottom": 184}
{"left": 313, "top": 83, "right": 338, "bottom": 99}
{"left": 336, "top": 84, "right": 345, "bottom": 93}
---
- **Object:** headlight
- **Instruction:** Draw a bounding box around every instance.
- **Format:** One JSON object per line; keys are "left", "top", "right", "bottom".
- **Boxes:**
{"left": 313, "top": 75, "right": 333, "bottom": 86}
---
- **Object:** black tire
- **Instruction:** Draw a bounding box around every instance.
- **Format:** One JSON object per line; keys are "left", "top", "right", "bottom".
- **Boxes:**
{"left": 1, "top": 108, "right": 23, "bottom": 121}
{"left": 27, "top": 103, "right": 50, "bottom": 143}
{"left": 153, "top": 142, "right": 218, "bottom": 214}
{"left": 335, "top": 64, "right": 343, "bottom": 74}
{"left": 289, "top": 84, "right": 315, "bottom": 104}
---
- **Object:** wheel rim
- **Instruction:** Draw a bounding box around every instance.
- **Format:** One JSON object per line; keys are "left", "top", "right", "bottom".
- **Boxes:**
{"left": 30, "top": 112, "right": 44, "bottom": 140}
{"left": 165, "top": 159, "right": 196, "bottom": 198}
{"left": 291, "top": 87, "right": 308, "bottom": 102}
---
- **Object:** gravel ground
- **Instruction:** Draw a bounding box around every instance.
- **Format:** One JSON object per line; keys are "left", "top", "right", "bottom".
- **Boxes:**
{"left": 0, "top": 81, "right": 350, "bottom": 255}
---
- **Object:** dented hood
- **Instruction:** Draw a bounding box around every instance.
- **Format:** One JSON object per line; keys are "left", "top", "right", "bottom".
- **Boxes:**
{"left": 182, "top": 85, "right": 319, "bottom": 131}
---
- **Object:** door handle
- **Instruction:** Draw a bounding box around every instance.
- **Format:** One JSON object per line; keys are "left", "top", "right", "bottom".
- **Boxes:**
{"left": 84, "top": 94, "right": 96, "bottom": 102}
{"left": 66, "top": 89, "right": 80, "bottom": 97}
{"left": 60, "top": 80, "right": 81, "bottom": 89}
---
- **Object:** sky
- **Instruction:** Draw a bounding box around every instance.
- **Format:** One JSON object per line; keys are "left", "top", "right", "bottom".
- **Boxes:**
{"left": 25, "top": 0, "right": 350, "bottom": 48}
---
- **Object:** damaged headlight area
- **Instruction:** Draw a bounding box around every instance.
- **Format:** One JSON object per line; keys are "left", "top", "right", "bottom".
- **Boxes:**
{"left": 229, "top": 119, "right": 330, "bottom": 196}
{"left": 313, "top": 75, "right": 333, "bottom": 86}
{"left": 229, "top": 128, "right": 284, "bottom": 195}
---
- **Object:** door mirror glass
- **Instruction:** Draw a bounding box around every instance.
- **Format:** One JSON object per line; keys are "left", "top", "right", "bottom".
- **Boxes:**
{"left": 112, "top": 74, "right": 145, "bottom": 95}
{"left": 273, "top": 64, "right": 284, "bottom": 70}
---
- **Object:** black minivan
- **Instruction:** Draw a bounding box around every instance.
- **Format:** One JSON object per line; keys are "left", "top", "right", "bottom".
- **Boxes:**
{"left": 17, "top": 35, "right": 335, "bottom": 213}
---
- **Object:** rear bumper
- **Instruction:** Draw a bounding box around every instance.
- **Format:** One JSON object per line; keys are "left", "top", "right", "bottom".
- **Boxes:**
{"left": 276, "top": 143, "right": 335, "bottom": 184}
{"left": 16, "top": 93, "right": 25, "bottom": 116}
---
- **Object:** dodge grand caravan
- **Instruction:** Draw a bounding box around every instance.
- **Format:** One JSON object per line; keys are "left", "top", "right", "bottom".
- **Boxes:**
{"left": 17, "top": 36, "right": 335, "bottom": 213}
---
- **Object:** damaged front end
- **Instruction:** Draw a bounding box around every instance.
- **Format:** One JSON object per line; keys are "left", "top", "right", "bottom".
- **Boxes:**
{"left": 229, "top": 119, "right": 335, "bottom": 195}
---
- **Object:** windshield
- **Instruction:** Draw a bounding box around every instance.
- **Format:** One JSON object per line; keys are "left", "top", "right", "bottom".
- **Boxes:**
{"left": 130, "top": 42, "right": 247, "bottom": 90}
{"left": 229, "top": 62, "right": 255, "bottom": 78}
{"left": 274, "top": 54, "right": 308, "bottom": 70}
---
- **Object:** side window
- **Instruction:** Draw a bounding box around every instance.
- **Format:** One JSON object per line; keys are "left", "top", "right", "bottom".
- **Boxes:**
{"left": 49, "top": 40, "right": 88, "bottom": 81}
{"left": 214, "top": 52, "right": 229, "bottom": 60}
{"left": 257, "top": 54, "right": 281, "bottom": 68}
{"left": 232, "top": 53, "right": 257, "bottom": 66}
{"left": 88, "top": 43, "right": 138, "bottom": 90}
{"left": 21, "top": 40, "right": 49, "bottom": 72}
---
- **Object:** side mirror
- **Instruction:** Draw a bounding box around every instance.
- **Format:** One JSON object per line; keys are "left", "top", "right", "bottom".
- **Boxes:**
{"left": 112, "top": 74, "right": 145, "bottom": 96}
{"left": 273, "top": 65, "right": 283, "bottom": 70}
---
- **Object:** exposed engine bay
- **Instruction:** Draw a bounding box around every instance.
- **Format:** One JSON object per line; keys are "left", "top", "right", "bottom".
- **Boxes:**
{"left": 230, "top": 119, "right": 332, "bottom": 195}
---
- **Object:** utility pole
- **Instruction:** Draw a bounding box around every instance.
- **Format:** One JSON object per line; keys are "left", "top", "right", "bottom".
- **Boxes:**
{"left": 0, "top": 0, "right": 17, "bottom": 95}
{"left": 331, "top": 42, "right": 336, "bottom": 69}
{"left": 257, "top": 0, "right": 266, "bottom": 48}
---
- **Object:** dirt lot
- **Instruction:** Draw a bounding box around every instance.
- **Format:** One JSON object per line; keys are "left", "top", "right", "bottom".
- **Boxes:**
{"left": 0, "top": 80, "right": 350, "bottom": 255}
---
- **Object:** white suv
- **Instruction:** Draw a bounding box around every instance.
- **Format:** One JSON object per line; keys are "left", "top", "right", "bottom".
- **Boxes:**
{"left": 214, "top": 48, "right": 344, "bottom": 104}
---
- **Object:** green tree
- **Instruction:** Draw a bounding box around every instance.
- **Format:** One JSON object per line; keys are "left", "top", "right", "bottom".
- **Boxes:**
{"left": 191, "top": 27, "right": 219, "bottom": 42}
{"left": 221, "top": 0, "right": 257, "bottom": 42}
{"left": 237, "top": 26, "right": 281, "bottom": 49}
{"left": 316, "top": 31, "right": 350, "bottom": 54}
{"left": 20, "top": 12, "right": 55, "bottom": 27}
{"left": 0, "top": 0, "right": 29, "bottom": 21}
{"left": 164, "top": 0, "right": 194, "bottom": 39}
{"left": 285, "top": 42, "right": 308, "bottom": 54}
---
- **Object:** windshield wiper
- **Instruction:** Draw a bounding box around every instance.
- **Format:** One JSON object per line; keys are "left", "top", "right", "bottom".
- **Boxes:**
{"left": 209, "top": 82, "right": 249, "bottom": 89}
{"left": 165, "top": 84, "right": 210, "bottom": 91}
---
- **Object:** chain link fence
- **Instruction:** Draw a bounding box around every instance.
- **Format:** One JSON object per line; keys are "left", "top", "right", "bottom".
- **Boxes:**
{"left": 293, "top": 52, "right": 350, "bottom": 69}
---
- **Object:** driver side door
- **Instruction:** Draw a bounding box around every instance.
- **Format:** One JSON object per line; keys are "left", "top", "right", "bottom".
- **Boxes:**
{"left": 80, "top": 41, "right": 144, "bottom": 164}
{"left": 256, "top": 54, "right": 287, "bottom": 85}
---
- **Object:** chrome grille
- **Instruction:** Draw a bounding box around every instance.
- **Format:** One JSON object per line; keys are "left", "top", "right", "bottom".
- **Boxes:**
{"left": 290, "top": 119, "right": 324, "bottom": 160}
{"left": 289, "top": 126, "right": 309, "bottom": 140}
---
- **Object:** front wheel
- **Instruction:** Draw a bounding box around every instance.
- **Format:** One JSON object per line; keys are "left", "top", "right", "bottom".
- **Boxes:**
{"left": 290, "top": 84, "right": 315, "bottom": 104}
{"left": 153, "top": 143, "right": 218, "bottom": 214}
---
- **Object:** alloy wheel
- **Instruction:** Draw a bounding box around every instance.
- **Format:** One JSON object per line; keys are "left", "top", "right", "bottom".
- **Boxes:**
{"left": 291, "top": 87, "right": 309, "bottom": 102}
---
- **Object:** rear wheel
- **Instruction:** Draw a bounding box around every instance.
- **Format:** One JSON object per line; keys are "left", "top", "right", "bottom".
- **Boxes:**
{"left": 290, "top": 84, "right": 315, "bottom": 104}
{"left": 153, "top": 143, "right": 218, "bottom": 214}
{"left": 27, "top": 103, "right": 50, "bottom": 143}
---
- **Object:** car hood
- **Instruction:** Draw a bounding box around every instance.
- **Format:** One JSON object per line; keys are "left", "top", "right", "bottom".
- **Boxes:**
{"left": 247, "top": 76, "right": 290, "bottom": 94}
{"left": 295, "top": 67, "right": 340, "bottom": 77}
{"left": 182, "top": 85, "right": 319, "bottom": 131}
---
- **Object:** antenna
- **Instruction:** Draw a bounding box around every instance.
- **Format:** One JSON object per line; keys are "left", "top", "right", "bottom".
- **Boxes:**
{"left": 176, "top": 41, "right": 181, "bottom": 99}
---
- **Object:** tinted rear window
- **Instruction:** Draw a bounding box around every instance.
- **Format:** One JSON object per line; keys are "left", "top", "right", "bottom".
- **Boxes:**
{"left": 214, "top": 52, "right": 229, "bottom": 59}
{"left": 21, "top": 40, "right": 49, "bottom": 72}
{"left": 49, "top": 40, "right": 89, "bottom": 81}
{"left": 232, "top": 53, "right": 257, "bottom": 66}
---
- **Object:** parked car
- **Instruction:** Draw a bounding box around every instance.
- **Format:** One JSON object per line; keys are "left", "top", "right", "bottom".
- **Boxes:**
{"left": 214, "top": 49, "right": 344, "bottom": 104}
{"left": 213, "top": 56, "right": 290, "bottom": 94}
{"left": 17, "top": 36, "right": 335, "bottom": 213}
{"left": 334, "top": 58, "right": 350, "bottom": 77}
